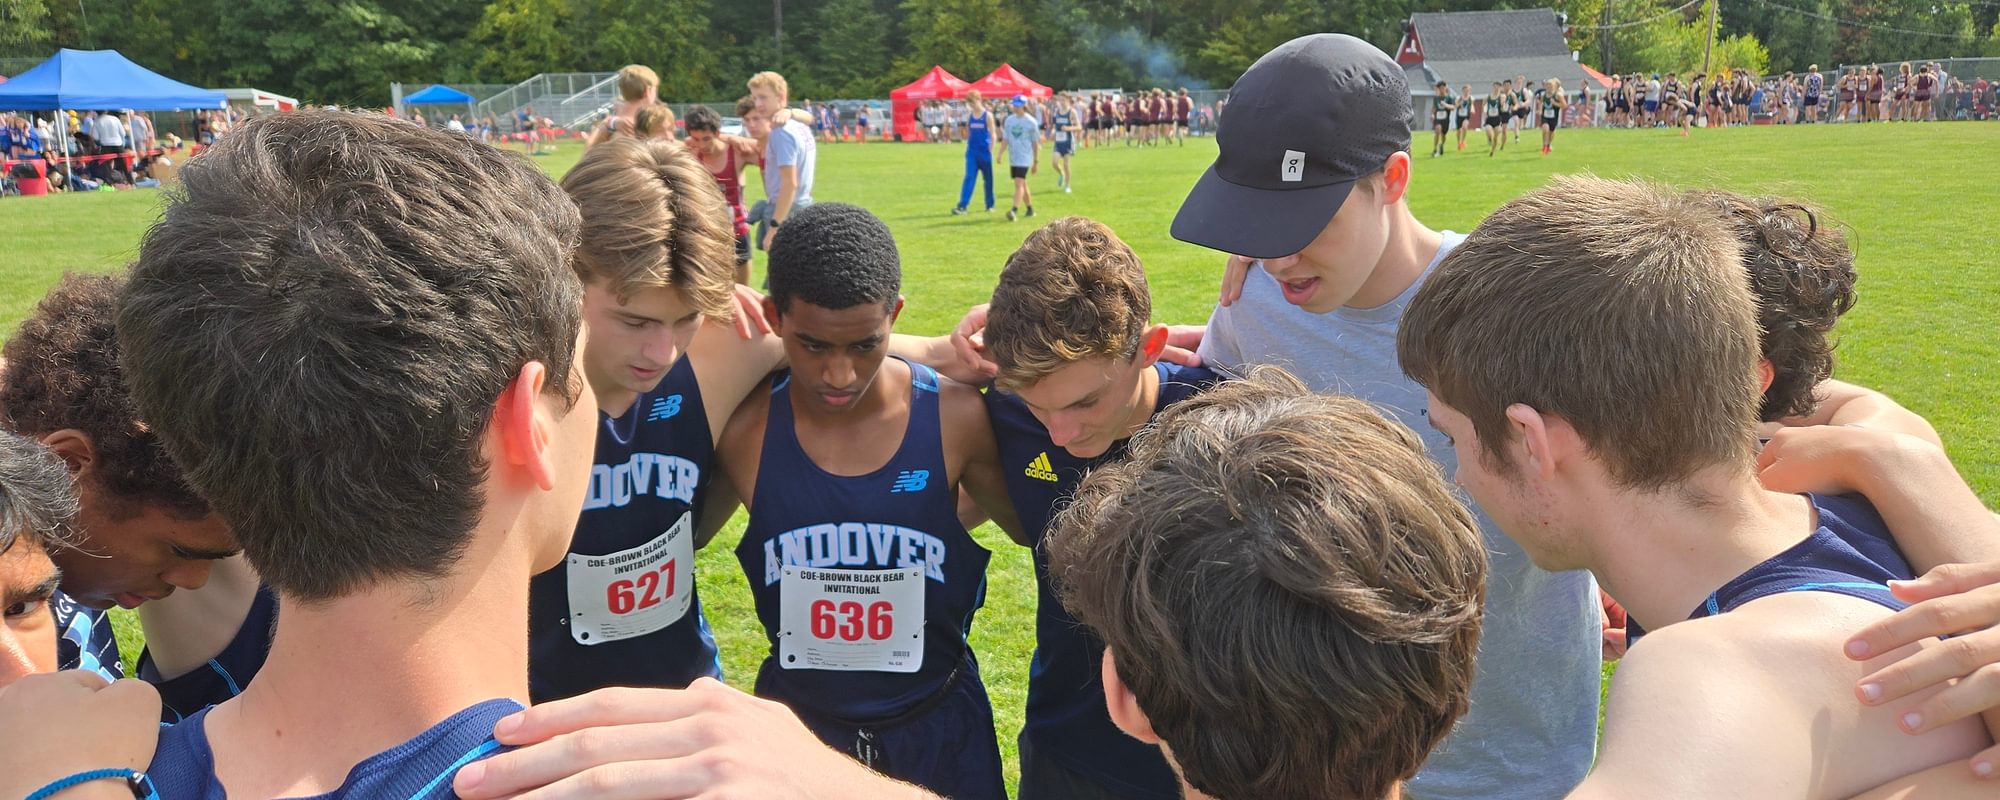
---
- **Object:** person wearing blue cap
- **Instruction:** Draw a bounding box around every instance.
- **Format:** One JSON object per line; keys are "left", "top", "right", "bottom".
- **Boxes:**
{"left": 999, "top": 96, "right": 1040, "bottom": 222}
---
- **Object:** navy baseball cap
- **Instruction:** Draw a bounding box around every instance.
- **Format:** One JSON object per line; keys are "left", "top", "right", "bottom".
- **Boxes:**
{"left": 1172, "top": 34, "right": 1413, "bottom": 260}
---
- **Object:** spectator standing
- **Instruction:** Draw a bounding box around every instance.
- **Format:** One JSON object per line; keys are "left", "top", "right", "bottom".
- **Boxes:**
{"left": 748, "top": 72, "right": 818, "bottom": 251}
{"left": 998, "top": 95, "right": 1040, "bottom": 222}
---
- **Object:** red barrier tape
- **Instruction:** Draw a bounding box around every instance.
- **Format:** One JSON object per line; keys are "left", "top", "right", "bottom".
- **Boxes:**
{"left": 2, "top": 145, "right": 202, "bottom": 171}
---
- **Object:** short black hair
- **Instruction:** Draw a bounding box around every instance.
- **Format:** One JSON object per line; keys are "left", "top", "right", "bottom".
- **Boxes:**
{"left": 684, "top": 105, "right": 721, "bottom": 134}
{"left": 767, "top": 203, "right": 900, "bottom": 314}
{"left": 1, "top": 272, "right": 209, "bottom": 521}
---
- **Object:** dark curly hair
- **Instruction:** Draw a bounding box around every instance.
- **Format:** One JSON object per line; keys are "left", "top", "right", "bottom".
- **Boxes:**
{"left": 1692, "top": 191, "right": 1858, "bottom": 422}
{"left": 767, "top": 203, "right": 901, "bottom": 314}
{"left": 0, "top": 272, "right": 210, "bottom": 521}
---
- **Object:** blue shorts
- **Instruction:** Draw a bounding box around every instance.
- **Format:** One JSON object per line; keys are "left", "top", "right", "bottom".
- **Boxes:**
{"left": 1644, "top": 100, "right": 1660, "bottom": 113}
{"left": 791, "top": 659, "right": 1004, "bottom": 800}
{"left": 1055, "top": 140, "right": 1073, "bottom": 156}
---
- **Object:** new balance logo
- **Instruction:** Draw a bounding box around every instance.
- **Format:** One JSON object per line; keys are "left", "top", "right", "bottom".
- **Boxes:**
{"left": 1024, "top": 452, "right": 1058, "bottom": 482}
{"left": 648, "top": 395, "right": 683, "bottom": 422}
{"left": 889, "top": 470, "right": 929, "bottom": 494}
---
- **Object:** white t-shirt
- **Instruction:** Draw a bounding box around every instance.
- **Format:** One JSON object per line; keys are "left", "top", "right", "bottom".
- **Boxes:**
{"left": 1198, "top": 233, "right": 1600, "bottom": 800}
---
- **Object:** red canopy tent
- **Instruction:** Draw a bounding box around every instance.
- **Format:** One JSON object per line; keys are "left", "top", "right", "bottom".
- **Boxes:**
{"left": 890, "top": 66, "right": 969, "bottom": 142}
{"left": 966, "top": 64, "right": 1052, "bottom": 102}
{"left": 1579, "top": 63, "right": 1618, "bottom": 89}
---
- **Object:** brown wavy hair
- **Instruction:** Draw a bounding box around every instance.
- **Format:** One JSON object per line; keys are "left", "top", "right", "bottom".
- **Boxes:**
{"left": 1049, "top": 366, "right": 1486, "bottom": 800}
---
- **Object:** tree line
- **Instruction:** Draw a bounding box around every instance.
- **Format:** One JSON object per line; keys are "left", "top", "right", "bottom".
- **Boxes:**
{"left": 3, "top": 0, "right": 1996, "bottom": 107}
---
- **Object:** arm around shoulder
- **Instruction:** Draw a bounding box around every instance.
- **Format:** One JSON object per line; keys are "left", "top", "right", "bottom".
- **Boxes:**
{"left": 937, "top": 379, "right": 1024, "bottom": 546}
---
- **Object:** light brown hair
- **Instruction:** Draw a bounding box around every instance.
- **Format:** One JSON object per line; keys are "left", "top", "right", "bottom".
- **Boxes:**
{"left": 1048, "top": 366, "right": 1486, "bottom": 800}
{"left": 559, "top": 136, "right": 736, "bottom": 320}
{"left": 633, "top": 104, "right": 675, "bottom": 139}
{"left": 1399, "top": 175, "right": 1760, "bottom": 490}
{"left": 616, "top": 64, "right": 659, "bottom": 102}
{"left": 1688, "top": 190, "right": 1856, "bottom": 422}
{"left": 986, "top": 217, "right": 1150, "bottom": 391}
{"left": 118, "top": 110, "right": 583, "bottom": 602}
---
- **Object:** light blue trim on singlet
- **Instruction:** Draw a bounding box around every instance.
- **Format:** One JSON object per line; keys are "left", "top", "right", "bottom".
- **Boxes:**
{"left": 207, "top": 660, "right": 242, "bottom": 696}
{"left": 1704, "top": 580, "right": 1892, "bottom": 617}
{"left": 771, "top": 374, "right": 791, "bottom": 394}
{"left": 1785, "top": 581, "right": 1892, "bottom": 595}
{"left": 403, "top": 738, "right": 503, "bottom": 800}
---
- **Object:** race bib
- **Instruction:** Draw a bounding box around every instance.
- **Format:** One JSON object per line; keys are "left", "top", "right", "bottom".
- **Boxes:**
{"left": 1055, "top": 130, "right": 1070, "bottom": 143}
{"left": 565, "top": 512, "right": 695, "bottom": 645}
{"left": 778, "top": 566, "right": 924, "bottom": 673}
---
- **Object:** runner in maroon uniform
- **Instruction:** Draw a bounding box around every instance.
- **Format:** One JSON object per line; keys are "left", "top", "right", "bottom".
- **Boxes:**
{"left": 683, "top": 104, "right": 764, "bottom": 285}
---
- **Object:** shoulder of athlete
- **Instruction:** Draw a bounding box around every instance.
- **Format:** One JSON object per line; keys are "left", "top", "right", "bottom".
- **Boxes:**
{"left": 716, "top": 373, "right": 778, "bottom": 500}
{"left": 1580, "top": 613, "right": 1811, "bottom": 799}
{"left": 1597, "top": 594, "right": 1989, "bottom": 797}
{"left": 935, "top": 375, "right": 1000, "bottom": 471}
{"left": 689, "top": 321, "right": 786, "bottom": 440}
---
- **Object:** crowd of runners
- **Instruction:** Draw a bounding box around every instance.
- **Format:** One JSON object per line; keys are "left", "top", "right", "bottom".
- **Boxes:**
{"left": 1, "top": 32, "right": 1999, "bottom": 800}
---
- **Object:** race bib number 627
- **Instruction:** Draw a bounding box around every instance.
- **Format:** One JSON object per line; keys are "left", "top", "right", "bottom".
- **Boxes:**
{"left": 565, "top": 512, "right": 695, "bottom": 645}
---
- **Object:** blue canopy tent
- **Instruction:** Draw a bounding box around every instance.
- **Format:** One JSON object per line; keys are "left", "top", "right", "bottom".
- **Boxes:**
{"left": 403, "top": 84, "right": 475, "bottom": 105}
{"left": 0, "top": 49, "right": 224, "bottom": 111}
{"left": 0, "top": 49, "right": 225, "bottom": 167}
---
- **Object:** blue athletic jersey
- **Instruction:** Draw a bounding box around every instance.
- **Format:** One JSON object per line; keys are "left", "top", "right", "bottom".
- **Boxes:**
{"left": 966, "top": 111, "right": 991, "bottom": 152}
{"left": 735, "top": 358, "right": 992, "bottom": 721}
{"left": 1629, "top": 493, "right": 1911, "bottom": 643}
{"left": 529, "top": 357, "right": 722, "bottom": 702}
{"left": 1050, "top": 112, "right": 1072, "bottom": 144}
{"left": 52, "top": 591, "right": 122, "bottom": 682}
{"left": 985, "top": 362, "right": 1219, "bottom": 799}
{"left": 148, "top": 698, "right": 520, "bottom": 799}
{"left": 140, "top": 586, "right": 278, "bottom": 722}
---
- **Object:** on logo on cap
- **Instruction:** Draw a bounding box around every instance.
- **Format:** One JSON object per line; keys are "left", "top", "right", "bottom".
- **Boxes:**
{"left": 1281, "top": 149, "right": 1305, "bottom": 182}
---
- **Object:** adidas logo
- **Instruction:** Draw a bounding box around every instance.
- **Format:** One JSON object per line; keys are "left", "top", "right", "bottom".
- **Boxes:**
{"left": 1024, "top": 452, "right": 1058, "bottom": 482}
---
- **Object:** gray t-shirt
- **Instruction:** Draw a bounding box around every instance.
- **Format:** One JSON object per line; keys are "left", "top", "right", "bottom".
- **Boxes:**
{"left": 1002, "top": 113, "right": 1039, "bottom": 168}
{"left": 763, "top": 119, "right": 817, "bottom": 207}
{"left": 1197, "top": 231, "right": 1600, "bottom": 800}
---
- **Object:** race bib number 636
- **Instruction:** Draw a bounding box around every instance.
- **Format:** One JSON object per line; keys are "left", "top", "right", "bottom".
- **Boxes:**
{"left": 779, "top": 565, "right": 924, "bottom": 673}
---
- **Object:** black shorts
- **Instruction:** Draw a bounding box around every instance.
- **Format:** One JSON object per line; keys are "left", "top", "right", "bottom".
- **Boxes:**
{"left": 1541, "top": 117, "right": 1559, "bottom": 131}
{"left": 1433, "top": 115, "right": 1451, "bottom": 130}
{"left": 1514, "top": 108, "right": 1529, "bottom": 120}
{"left": 1010, "top": 165, "right": 1030, "bottom": 179}
{"left": 1485, "top": 115, "right": 1503, "bottom": 128}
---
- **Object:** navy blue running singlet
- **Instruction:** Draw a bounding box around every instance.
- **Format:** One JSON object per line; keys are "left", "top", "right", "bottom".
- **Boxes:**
{"left": 735, "top": 358, "right": 992, "bottom": 721}
{"left": 529, "top": 357, "right": 722, "bottom": 702}
{"left": 149, "top": 699, "right": 520, "bottom": 799}
{"left": 1629, "top": 493, "right": 1912, "bottom": 643}
{"left": 986, "top": 362, "right": 1219, "bottom": 799}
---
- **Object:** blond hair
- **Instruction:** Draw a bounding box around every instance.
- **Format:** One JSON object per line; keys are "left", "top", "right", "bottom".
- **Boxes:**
{"left": 986, "top": 217, "right": 1151, "bottom": 392}
{"left": 1399, "top": 176, "right": 1760, "bottom": 490}
{"left": 616, "top": 64, "right": 660, "bottom": 102}
{"left": 559, "top": 137, "right": 737, "bottom": 320}
{"left": 747, "top": 71, "right": 789, "bottom": 100}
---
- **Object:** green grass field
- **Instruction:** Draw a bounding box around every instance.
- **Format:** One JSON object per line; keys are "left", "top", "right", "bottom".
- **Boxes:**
{"left": 3, "top": 121, "right": 1995, "bottom": 792}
